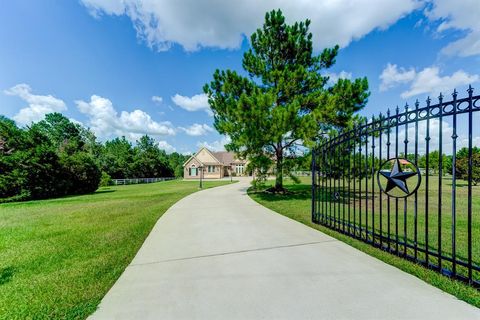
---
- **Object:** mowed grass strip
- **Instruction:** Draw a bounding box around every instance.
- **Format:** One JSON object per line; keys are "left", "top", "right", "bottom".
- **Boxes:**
{"left": 0, "top": 180, "right": 232, "bottom": 319}
{"left": 248, "top": 177, "right": 480, "bottom": 308}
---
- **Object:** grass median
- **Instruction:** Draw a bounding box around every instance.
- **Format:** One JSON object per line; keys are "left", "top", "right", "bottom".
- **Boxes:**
{"left": 0, "top": 179, "right": 233, "bottom": 319}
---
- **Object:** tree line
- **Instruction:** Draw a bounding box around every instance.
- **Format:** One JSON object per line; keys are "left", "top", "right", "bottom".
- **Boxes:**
{"left": 0, "top": 113, "right": 188, "bottom": 202}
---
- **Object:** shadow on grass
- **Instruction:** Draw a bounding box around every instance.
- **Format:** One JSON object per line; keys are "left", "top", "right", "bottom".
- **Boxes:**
{"left": 250, "top": 184, "right": 311, "bottom": 201}
{"left": 0, "top": 266, "right": 15, "bottom": 285}
{"left": 94, "top": 189, "right": 116, "bottom": 194}
{"left": 250, "top": 184, "right": 376, "bottom": 204}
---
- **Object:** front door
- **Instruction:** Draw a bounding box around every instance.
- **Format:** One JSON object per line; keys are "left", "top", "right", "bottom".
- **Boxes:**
{"left": 191, "top": 168, "right": 197, "bottom": 176}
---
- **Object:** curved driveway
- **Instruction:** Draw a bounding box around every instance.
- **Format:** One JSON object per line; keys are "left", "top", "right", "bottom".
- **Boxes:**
{"left": 91, "top": 178, "right": 480, "bottom": 319}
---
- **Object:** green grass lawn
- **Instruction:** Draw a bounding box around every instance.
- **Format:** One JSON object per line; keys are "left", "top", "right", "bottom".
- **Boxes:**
{"left": 249, "top": 176, "right": 480, "bottom": 308}
{"left": 0, "top": 180, "right": 232, "bottom": 319}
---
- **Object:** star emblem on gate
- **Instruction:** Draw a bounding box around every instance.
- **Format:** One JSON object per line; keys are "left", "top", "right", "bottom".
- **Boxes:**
{"left": 377, "top": 158, "right": 421, "bottom": 198}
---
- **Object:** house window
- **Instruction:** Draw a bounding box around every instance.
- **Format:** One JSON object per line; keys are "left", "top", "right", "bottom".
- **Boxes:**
{"left": 235, "top": 164, "right": 244, "bottom": 174}
{"left": 208, "top": 165, "right": 215, "bottom": 173}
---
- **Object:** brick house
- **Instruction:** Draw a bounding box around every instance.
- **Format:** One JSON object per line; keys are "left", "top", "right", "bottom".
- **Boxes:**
{"left": 183, "top": 147, "right": 248, "bottom": 179}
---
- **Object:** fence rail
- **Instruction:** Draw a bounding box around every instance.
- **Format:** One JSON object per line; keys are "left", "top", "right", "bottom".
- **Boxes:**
{"left": 312, "top": 86, "right": 480, "bottom": 287}
{"left": 112, "top": 177, "right": 176, "bottom": 185}
{"left": 292, "top": 171, "right": 311, "bottom": 176}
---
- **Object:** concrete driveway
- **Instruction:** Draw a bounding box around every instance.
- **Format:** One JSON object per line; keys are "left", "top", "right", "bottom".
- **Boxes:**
{"left": 90, "top": 178, "right": 480, "bottom": 319}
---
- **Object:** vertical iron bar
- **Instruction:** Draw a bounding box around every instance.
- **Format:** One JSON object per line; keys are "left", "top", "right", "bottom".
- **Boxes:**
{"left": 337, "top": 141, "right": 341, "bottom": 230}
{"left": 379, "top": 114, "right": 383, "bottom": 248}
{"left": 371, "top": 117, "right": 376, "bottom": 244}
{"left": 438, "top": 93, "right": 443, "bottom": 271}
{"left": 467, "top": 85, "right": 474, "bottom": 283}
{"left": 358, "top": 129, "right": 363, "bottom": 239}
{"left": 312, "top": 148, "right": 316, "bottom": 222}
{"left": 329, "top": 140, "right": 333, "bottom": 228}
{"left": 337, "top": 140, "right": 341, "bottom": 230}
{"left": 387, "top": 109, "right": 391, "bottom": 251}
{"left": 331, "top": 141, "right": 334, "bottom": 228}
{"left": 403, "top": 103, "right": 409, "bottom": 257}
{"left": 337, "top": 141, "right": 341, "bottom": 231}
{"left": 353, "top": 129, "right": 357, "bottom": 237}
{"left": 337, "top": 140, "right": 342, "bottom": 231}
{"left": 348, "top": 132, "right": 352, "bottom": 236}
{"left": 425, "top": 97, "right": 431, "bottom": 267}
{"left": 451, "top": 89, "right": 458, "bottom": 277}
{"left": 332, "top": 138, "right": 338, "bottom": 229}
{"left": 414, "top": 100, "right": 419, "bottom": 261}
{"left": 315, "top": 151, "right": 323, "bottom": 223}
{"left": 343, "top": 136, "right": 346, "bottom": 233}
{"left": 395, "top": 106, "right": 400, "bottom": 255}
{"left": 365, "top": 119, "right": 369, "bottom": 241}
{"left": 322, "top": 147, "right": 326, "bottom": 224}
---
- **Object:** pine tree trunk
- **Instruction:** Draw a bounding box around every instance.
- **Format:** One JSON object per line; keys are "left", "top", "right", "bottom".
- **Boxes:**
{"left": 275, "top": 149, "right": 283, "bottom": 190}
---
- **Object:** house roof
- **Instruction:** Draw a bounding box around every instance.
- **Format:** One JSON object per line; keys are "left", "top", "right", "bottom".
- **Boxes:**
{"left": 182, "top": 154, "right": 200, "bottom": 167}
{"left": 212, "top": 151, "right": 246, "bottom": 165}
{"left": 183, "top": 147, "right": 246, "bottom": 167}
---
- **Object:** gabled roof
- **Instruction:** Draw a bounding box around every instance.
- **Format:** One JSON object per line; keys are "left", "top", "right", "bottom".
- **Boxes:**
{"left": 182, "top": 147, "right": 222, "bottom": 167}
{"left": 200, "top": 147, "right": 222, "bottom": 164}
{"left": 183, "top": 147, "right": 247, "bottom": 167}
{"left": 182, "top": 154, "right": 201, "bottom": 167}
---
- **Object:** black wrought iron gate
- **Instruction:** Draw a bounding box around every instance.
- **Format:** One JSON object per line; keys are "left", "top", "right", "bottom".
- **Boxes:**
{"left": 312, "top": 87, "right": 480, "bottom": 286}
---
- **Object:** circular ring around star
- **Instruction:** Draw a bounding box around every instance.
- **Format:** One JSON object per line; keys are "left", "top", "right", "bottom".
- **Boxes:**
{"left": 376, "top": 158, "right": 421, "bottom": 198}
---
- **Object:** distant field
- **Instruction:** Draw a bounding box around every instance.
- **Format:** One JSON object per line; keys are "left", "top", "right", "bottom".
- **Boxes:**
{"left": 0, "top": 180, "right": 232, "bottom": 319}
{"left": 249, "top": 175, "right": 480, "bottom": 307}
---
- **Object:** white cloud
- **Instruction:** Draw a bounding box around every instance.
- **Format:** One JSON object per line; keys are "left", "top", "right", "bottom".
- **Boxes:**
{"left": 325, "top": 70, "right": 352, "bottom": 84}
{"left": 197, "top": 136, "right": 231, "bottom": 152}
{"left": 75, "top": 95, "right": 175, "bottom": 141}
{"left": 402, "top": 67, "right": 478, "bottom": 98}
{"left": 80, "top": 0, "right": 419, "bottom": 52}
{"left": 179, "top": 123, "right": 214, "bottom": 136}
{"left": 425, "top": 0, "right": 480, "bottom": 57}
{"left": 171, "top": 93, "right": 212, "bottom": 115}
{"left": 157, "top": 140, "right": 176, "bottom": 153}
{"left": 379, "top": 64, "right": 479, "bottom": 98}
{"left": 151, "top": 95, "right": 163, "bottom": 104}
{"left": 4, "top": 84, "right": 67, "bottom": 125}
{"left": 81, "top": 0, "right": 125, "bottom": 16}
{"left": 379, "top": 63, "right": 416, "bottom": 91}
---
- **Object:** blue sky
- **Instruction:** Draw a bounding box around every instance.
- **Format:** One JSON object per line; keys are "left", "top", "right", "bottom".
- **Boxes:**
{"left": 1, "top": 0, "right": 479, "bottom": 154}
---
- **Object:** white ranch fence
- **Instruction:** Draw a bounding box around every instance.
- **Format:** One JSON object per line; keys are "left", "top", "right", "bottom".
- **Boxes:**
{"left": 112, "top": 177, "right": 176, "bottom": 185}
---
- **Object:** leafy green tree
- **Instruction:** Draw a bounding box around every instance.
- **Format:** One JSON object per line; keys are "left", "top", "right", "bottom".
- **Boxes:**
{"left": 58, "top": 150, "right": 101, "bottom": 195}
{"left": 33, "top": 113, "right": 101, "bottom": 195}
{"left": 99, "top": 171, "right": 113, "bottom": 187}
{"left": 248, "top": 154, "right": 273, "bottom": 190}
{"left": 0, "top": 116, "right": 29, "bottom": 198}
{"left": 204, "top": 9, "right": 369, "bottom": 191}
{"left": 0, "top": 118, "right": 64, "bottom": 200}
{"left": 34, "top": 113, "right": 84, "bottom": 150}
{"left": 168, "top": 152, "right": 190, "bottom": 178}
{"left": 456, "top": 153, "right": 480, "bottom": 185}
{"left": 420, "top": 151, "right": 452, "bottom": 175}
{"left": 132, "top": 135, "right": 173, "bottom": 177}
{"left": 100, "top": 137, "right": 134, "bottom": 179}
{"left": 0, "top": 114, "right": 102, "bottom": 201}
{"left": 456, "top": 147, "right": 480, "bottom": 159}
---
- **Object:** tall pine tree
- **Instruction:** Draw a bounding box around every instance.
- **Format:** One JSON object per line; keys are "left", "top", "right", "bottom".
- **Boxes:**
{"left": 204, "top": 9, "right": 369, "bottom": 191}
